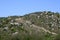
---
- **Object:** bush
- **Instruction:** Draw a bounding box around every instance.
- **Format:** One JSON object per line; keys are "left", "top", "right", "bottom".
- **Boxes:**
{"left": 54, "top": 34, "right": 60, "bottom": 40}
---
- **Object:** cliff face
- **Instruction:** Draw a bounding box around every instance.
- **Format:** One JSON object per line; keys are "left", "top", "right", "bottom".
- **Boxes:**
{"left": 0, "top": 11, "right": 60, "bottom": 40}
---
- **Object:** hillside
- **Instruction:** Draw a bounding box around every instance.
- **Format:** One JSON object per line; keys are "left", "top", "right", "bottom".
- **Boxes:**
{"left": 0, "top": 11, "right": 60, "bottom": 40}
{"left": 23, "top": 11, "right": 60, "bottom": 33}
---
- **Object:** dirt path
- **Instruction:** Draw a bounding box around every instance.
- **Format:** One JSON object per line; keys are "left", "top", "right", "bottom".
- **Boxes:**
{"left": 26, "top": 20, "right": 57, "bottom": 35}
{"left": 32, "top": 24, "right": 57, "bottom": 35}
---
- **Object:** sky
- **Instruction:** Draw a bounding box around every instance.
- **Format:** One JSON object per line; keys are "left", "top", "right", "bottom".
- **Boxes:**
{"left": 0, "top": 0, "right": 60, "bottom": 17}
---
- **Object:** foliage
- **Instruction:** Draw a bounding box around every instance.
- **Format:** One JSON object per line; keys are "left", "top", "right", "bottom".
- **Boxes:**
{"left": 0, "top": 11, "right": 60, "bottom": 40}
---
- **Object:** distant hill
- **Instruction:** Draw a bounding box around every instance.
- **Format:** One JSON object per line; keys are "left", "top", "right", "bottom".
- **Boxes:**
{"left": 0, "top": 11, "right": 60, "bottom": 40}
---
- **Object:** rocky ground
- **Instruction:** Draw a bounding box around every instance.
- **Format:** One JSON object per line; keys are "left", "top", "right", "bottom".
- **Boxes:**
{"left": 0, "top": 11, "right": 60, "bottom": 40}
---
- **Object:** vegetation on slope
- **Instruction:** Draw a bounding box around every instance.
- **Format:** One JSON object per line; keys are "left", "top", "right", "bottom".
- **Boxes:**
{"left": 0, "top": 11, "right": 60, "bottom": 40}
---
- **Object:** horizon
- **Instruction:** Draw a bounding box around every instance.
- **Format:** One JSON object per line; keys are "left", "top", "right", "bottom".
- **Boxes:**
{"left": 0, "top": 0, "right": 60, "bottom": 17}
